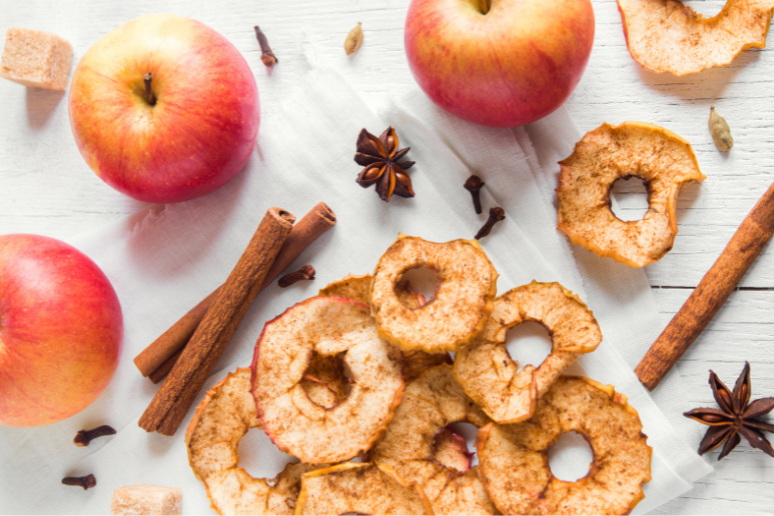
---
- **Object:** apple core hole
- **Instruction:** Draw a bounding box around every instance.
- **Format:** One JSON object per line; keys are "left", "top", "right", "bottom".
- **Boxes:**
{"left": 504, "top": 321, "right": 553, "bottom": 373}
{"left": 237, "top": 426, "right": 299, "bottom": 483}
{"left": 548, "top": 431, "right": 594, "bottom": 482}
{"left": 301, "top": 352, "right": 350, "bottom": 409}
{"left": 611, "top": 177, "right": 649, "bottom": 222}
{"left": 683, "top": 0, "right": 724, "bottom": 17}
{"left": 398, "top": 266, "right": 439, "bottom": 306}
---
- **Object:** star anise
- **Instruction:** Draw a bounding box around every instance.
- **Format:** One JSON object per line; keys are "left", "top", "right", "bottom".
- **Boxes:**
{"left": 354, "top": 127, "right": 415, "bottom": 202}
{"left": 684, "top": 362, "right": 774, "bottom": 460}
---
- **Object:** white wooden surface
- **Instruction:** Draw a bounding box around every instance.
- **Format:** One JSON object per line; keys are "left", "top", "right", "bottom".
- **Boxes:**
{"left": 1, "top": 0, "right": 773, "bottom": 513}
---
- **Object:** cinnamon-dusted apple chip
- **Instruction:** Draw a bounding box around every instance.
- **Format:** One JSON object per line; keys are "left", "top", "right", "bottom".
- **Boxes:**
{"left": 477, "top": 376, "right": 653, "bottom": 515}
{"left": 295, "top": 462, "right": 433, "bottom": 515}
{"left": 370, "top": 235, "right": 498, "bottom": 353}
{"left": 618, "top": 0, "right": 774, "bottom": 75}
{"left": 454, "top": 282, "right": 602, "bottom": 424}
{"left": 319, "top": 273, "right": 452, "bottom": 381}
{"left": 371, "top": 365, "right": 497, "bottom": 515}
{"left": 557, "top": 122, "right": 706, "bottom": 267}
{"left": 432, "top": 427, "right": 475, "bottom": 473}
{"left": 185, "top": 369, "right": 322, "bottom": 515}
{"left": 251, "top": 297, "right": 404, "bottom": 464}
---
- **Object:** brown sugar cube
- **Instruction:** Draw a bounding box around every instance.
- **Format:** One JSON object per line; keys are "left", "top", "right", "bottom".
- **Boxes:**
{"left": 110, "top": 485, "right": 182, "bottom": 515}
{"left": 0, "top": 27, "right": 73, "bottom": 90}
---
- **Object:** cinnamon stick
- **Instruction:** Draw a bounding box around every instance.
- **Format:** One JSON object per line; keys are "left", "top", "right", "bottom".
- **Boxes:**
{"left": 134, "top": 203, "right": 336, "bottom": 380}
{"left": 635, "top": 182, "right": 774, "bottom": 391}
{"left": 148, "top": 347, "right": 183, "bottom": 384}
{"left": 138, "top": 207, "right": 295, "bottom": 435}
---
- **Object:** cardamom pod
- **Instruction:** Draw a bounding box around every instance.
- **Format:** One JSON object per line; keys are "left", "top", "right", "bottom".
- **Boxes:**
{"left": 344, "top": 22, "right": 364, "bottom": 56}
{"left": 709, "top": 106, "right": 733, "bottom": 151}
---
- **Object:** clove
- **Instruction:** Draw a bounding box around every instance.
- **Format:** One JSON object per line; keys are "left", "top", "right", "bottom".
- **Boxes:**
{"left": 278, "top": 265, "right": 316, "bottom": 288}
{"left": 74, "top": 425, "right": 116, "bottom": 447}
{"left": 62, "top": 474, "right": 97, "bottom": 490}
{"left": 464, "top": 175, "right": 485, "bottom": 214}
{"left": 253, "top": 26, "right": 278, "bottom": 67}
{"left": 475, "top": 207, "right": 505, "bottom": 239}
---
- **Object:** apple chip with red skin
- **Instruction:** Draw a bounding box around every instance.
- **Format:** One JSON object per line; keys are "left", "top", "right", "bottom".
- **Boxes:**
{"left": 319, "top": 273, "right": 452, "bottom": 382}
{"left": 454, "top": 282, "right": 602, "bottom": 424}
{"left": 370, "top": 364, "right": 497, "bottom": 515}
{"left": 618, "top": 0, "right": 774, "bottom": 76}
{"left": 557, "top": 122, "right": 706, "bottom": 267}
{"left": 432, "top": 427, "right": 474, "bottom": 473}
{"left": 477, "top": 376, "right": 652, "bottom": 515}
{"left": 185, "top": 369, "right": 323, "bottom": 515}
{"left": 251, "top": 296, "right": 404, "bottom": 464}
{"left": 295, "top": 462, "right": 433, "bottom": 515}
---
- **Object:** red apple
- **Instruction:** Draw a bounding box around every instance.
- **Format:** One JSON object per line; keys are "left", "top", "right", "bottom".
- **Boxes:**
{"left": 0, "top": 234, "right": 123, "bottom": 427}
{"left": 405, "top": 0, "right": 595, "bottom": 127}
{"left": 69, "top": 14, "right": 260, "bottom": 203}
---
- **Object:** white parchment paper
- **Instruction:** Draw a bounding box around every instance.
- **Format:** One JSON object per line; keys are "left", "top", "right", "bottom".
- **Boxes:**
{"left": 0, "top": 58, "right": 711, "bottom": 514}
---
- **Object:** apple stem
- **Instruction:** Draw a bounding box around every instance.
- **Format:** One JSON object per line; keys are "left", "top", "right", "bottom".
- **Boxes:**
{"left": 143, "top": 72, "right": 156, "bottom": 106}
{"left": 475, "top": 0, "right": 491, "bottom": 14}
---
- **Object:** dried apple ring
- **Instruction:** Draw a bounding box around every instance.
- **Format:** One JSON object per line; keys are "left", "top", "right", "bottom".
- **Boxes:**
{"left": 251, "top": 296, "right": 404, "bottom": 464}
{"left": 557, "top": 122, "right": 706, "bottom": 267}
{"left": 319, "top": 273, "right": 452, "bottom": 381}
{"left": 295, "top": 462, "right": 433, "bottom": 515}
{"left": 618, "top": 0, "right": 774, "bottom": 76}
{"left": 371, "top": 364, "right": 497, "bottom": 515}
{"left": 477, "top": 376, "right": 653, "bottom": 515}
{"left": 185, "top": 369, "right": 321, "bottom": 515}
{"left": 454, "top": 282, "right": 602, "bottom": 424}
{"left": 370, "top": 235, "right": 498, "bottom": 353}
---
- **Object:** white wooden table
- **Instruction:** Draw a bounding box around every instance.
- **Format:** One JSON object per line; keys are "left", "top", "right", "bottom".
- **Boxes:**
{"left": 2, "top": 0, "right": 773, "bottom": 513}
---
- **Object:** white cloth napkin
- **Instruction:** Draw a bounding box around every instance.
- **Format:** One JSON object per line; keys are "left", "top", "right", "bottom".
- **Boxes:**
{"left": 0, "top": 57, "right": 711, "bottom": 514}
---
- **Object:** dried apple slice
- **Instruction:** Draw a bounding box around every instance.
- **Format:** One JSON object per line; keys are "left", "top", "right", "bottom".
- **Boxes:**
{"left": 185, "top": 369, "right": 322, "bottom": 515}
{"left": 251, "top": 296, "right": 404, "bottom": 464}
{"left": 618, "top": 0, "right": 774, "bottom": 76}
{"left": 454, "top": 282, "right": 602, "bottom": 424}
{"left": 370, "top": 235, "right": 498, "bottom": 353}
{"left": 319, "top": 273, "right": 452, "bottom": 381}
{"left": 557, "top": 122, "right": 706, "bottom": 267}
{"left": 432, "top": 427, "right": 474, "bottom": 473}
{"left": 477, "top": 376, "right": 653, "bottom": 515}
{"left": 370, "top": 364, "right": 497, "bottom": 515}
{"left": 295, "top": 462, "right": 433, "bottom": 515}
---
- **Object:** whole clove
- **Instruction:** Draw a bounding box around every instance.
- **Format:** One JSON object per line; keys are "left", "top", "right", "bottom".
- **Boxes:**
{"left": 62, "top": 474, "right": 97, "bottom": 490}
{"left": 464, "top": 175, "right": 485, "bottom": 214}
{"left": 254, "top": 26, "right": 278, "bottom": 67}
{"left": 74, "top": 425, "right": 116, "bottom": 447}
{"left": 278, "top": 265, "right": 316, "bottom": 288}
{"left": 475, "top": 207, "right": 506, "bottom": 239}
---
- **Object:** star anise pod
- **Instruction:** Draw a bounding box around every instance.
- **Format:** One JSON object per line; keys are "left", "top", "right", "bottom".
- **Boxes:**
{"left": 354, "top": 127, "right": 415, "bottom": 202}
{"left": 684, "top": 362, "right": 774, "bottom": 460}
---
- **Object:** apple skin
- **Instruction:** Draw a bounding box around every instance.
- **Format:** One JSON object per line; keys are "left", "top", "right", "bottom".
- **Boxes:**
{"left": 405, "top": 0, "right": 595, "bottom": 127}
{"left": 0, "top": 234, "right": 123, "bottom": 427}
{"left": 69, "top": 14, "right": 260, "bottom": 203}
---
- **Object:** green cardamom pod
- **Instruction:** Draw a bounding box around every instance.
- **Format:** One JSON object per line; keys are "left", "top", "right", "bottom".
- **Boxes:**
{"left": 709, "top": 106, "right": 733, "bottom": 151}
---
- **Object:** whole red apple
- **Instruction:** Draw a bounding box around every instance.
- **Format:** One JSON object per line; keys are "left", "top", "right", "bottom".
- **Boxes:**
{"left": 0, "top": 234, "right": 123, "bottom": 427}
{"left": 405, "top": 0, "right": 594, "bottom": 127}
{"left": 69, "top": 14, "right": 260, "bottom": 203}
